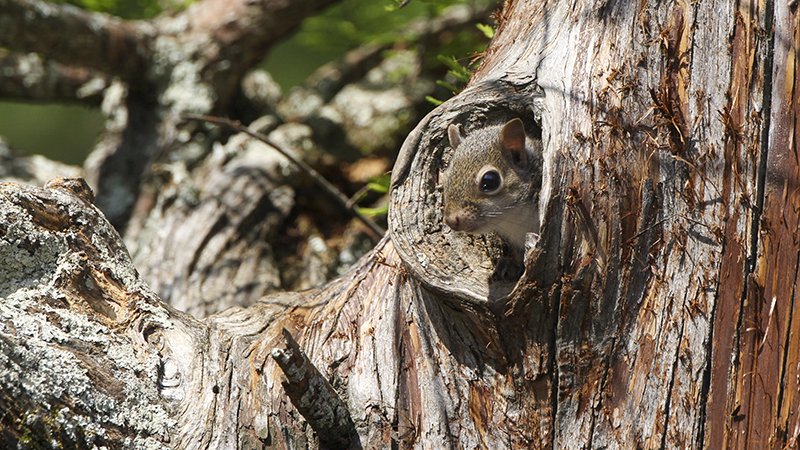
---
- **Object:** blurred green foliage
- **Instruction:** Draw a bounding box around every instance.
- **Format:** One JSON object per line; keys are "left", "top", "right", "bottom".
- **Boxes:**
{"left": 297, "top": 0, "right": 464, "bottom": 54}
{"left": 266, "top": 0, "right": 491, "bottom": 90}
{"left": 0, "top": 103, "right": 104, "bottom": 165}
{"left": 0, "top": 0, "right": 493, "bottom": 166}
{"left": 425, "top": 22, "right": 493, "bottom": 107}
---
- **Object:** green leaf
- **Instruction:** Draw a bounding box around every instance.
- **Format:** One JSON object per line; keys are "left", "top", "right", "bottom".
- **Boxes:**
{"left": 366, "top": 173, "right": 391, "bottom": 194}
{"left": 366, "top": 183, "right": 388, "bottom": 193}
{"left": 357, "top": 205, "right": 389, "bottom": 217}
{"left": 436, "top": 55, "right": 471, "bottom": 82}
{"left": 426, "top": 96, "right": 444, "bottom": 106}
{"left": 476, "top": 23, "right": 495, "bottom": 39}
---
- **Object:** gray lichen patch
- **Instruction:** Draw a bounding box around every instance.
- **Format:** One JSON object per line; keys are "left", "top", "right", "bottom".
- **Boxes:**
{"left": 0, "top": 289, "right": 173, "bottom": 448}
{"left": 0, "top": 183, "right": 175, "bottom": 447}
{"left": 0, "top": 197, "right": 64, "bottom": 298}
{"left": 150, "top": 32, "right": 216, "bottom": 114}
{"left": 0, "top": 295, "right": 113, "bottom": 407}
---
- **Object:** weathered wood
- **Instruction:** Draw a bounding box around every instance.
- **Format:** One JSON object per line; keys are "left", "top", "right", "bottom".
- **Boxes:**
{"left": 0, "top": 180, "right": 179, "bottom": 448}
{"left": 272, "top": 328, "right": 358, "bottom": 449}
{"left": 0, "top": 0, "right": 342, "bottom": 228}
{"left": 730, "top": 0, "right": 798, "bottom": 446}
{"left": 391, "top": 80, "right": 547, "bottom": 303}
{"left": 125, "top": 46, "right": 440, "bottom": 317}
{"left": 3, "top": 0, "right": 800, "bottom": 448}
{"left": 395, "top": 0, "right": 796, "bottom": 447}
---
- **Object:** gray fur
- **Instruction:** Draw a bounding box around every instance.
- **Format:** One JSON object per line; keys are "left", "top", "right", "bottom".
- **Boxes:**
{"left": 442, "top": 119, "right": 542, "bottom": 252}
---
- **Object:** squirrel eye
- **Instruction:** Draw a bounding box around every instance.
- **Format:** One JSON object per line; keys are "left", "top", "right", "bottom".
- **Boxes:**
{"left": 479, "top": 170, "right": 502, "bottom": 193}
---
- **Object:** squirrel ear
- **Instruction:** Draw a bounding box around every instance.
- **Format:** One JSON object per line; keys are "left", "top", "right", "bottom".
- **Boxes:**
{"left": 500, "top": 118, "right": 528, "bottom": 169}
{"left": 448, "top": 124, "right": 462, "bottom": 149}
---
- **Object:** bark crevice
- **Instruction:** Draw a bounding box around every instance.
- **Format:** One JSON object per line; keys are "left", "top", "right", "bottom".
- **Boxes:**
{"left": 748, "top": 0, "right": 776, "bottom": 275}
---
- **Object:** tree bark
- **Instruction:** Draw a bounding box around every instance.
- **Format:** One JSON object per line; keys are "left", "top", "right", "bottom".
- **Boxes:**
{"left": 0, "top": 0, "right": 153, "bottom": 81}
{"left": 2, "top": 0, "right": 797, "bottom": 449}
{"left": 0, "top": 0, "right": 343, "bottom": 229}
{"left": 0, "top": 51, "right": 107, "bottom": 104}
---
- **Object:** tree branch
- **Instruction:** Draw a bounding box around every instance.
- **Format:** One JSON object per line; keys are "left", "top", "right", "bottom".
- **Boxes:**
{"left": 0, "top": 180, "right": 177, "bottom": 447}
{"left": 301, "top": 2, "right": 497, "bottom": 103}
{"left": 170, "top": 0, "right": 343, "bottom": 106}
{"left": 0, "top": 0, "right": 152, "bottom": 81}
{"left": 271, "top": 329, "right": 358, "bottom": 449}
{"left": 0, "top": 51, "right": 107, "bottom": 105}
{"left": 185, "top": 0, "right": 341, "bottom": 66}
{"left": 183, "top": 113, "right": 386, "bottom": 240}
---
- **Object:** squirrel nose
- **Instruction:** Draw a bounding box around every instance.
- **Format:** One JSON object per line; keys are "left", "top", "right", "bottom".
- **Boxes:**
{"left": 444, "top": 212, "right": 462, "bottom": 230}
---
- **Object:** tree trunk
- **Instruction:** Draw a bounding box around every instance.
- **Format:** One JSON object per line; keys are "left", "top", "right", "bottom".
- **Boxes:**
{"left": 1, "top": 0, "right": 798, "bottom": 449}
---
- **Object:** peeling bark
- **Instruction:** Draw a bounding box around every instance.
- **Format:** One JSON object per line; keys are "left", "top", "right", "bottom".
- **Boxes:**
{"left": 3, "top": 0, "right": 799, "bottom": 448}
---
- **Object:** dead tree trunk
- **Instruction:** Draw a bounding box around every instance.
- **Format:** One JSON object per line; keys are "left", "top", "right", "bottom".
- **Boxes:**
{"left": 1, "top": 0, "right": 798, "bottom": 448}
{"left": 1, "top": 0, "right": 343, "bottom": 228}
{"left": 1, "top": 0, "right": 495, "bottom": 319}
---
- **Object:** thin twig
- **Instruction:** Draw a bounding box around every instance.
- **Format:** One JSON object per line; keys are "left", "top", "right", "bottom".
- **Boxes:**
{"left": 346, "top": 184, "right": 372, "bottom": 209}
{"left": 184, "top": 113, "right": 385, "bottom": 241}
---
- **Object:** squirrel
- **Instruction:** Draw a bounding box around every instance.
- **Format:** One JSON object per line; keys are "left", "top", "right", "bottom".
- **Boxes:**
{"left": 442, "top": 117, "right": 543, "bottom": 258}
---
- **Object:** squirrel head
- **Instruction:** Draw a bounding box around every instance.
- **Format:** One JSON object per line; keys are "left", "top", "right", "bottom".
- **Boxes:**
{"left": 442, "top": 118, "right": 541, "bottom": 251}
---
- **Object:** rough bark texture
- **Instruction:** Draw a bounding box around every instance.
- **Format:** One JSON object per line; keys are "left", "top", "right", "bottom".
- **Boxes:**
{"left": 0, "top": 51, "right": 107, "bottom": 104}
{"left": 0, "top": 180, "right": 178, "bottom": 449}
{"left": 123, "top": 47, "right": 436, "bottom": 317}
{"left": 0, "top": 0, "right": 153, "bottom": 80}
{"left": 0, "top": 0, "right": 342, "bottom": 229}
{"left": 1, "top": 0, "right": 493, "bottom": 319}
{"left": 2, "top": 0, "right": 798, "bottom": 448}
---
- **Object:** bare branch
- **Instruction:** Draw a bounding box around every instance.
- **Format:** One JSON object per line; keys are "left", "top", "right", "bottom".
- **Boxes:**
{"left": 170, "top": 0, "right": 343, "bottom": 105}
{"left": 184, "top": 0, "right": 341, "bottom": 67}
{"left": 183, "top": 113, "right": 386, "bottom": 240}
{"left": 303, "top": 2, "right": 497, "bottom": 103}
{"left": 0, "top": 0, "right": 152, "bottom": 81}
{"left": 271, "top": 329, "right": 358, "bottom": 449}
{"left": 0, "top": 51, "right": 107, "bottom": 105}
